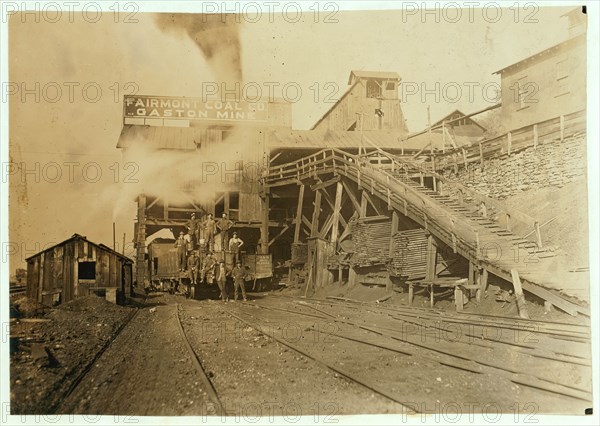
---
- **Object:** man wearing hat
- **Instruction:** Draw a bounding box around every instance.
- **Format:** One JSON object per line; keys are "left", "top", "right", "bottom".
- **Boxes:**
{"left": 174, "top": 231, "right": 188, "bottom": 272}
{"left": 204, "top": 213, "right": 216, "bottom": 252}
{"left": 202, "top": 251, "right": 216, "bottom": 285}
{"left": 228, "top": 232, "right": 244, "bottom": 264}
{"left": 187, "top": 250, "right": 200, "bottom": 285}
{"left": 231, "top": 260, "right": 248, "bottom": 302}
{"left": 216, "top": 213, "right": 234, "bottom": 252}
{"left": 186, "top": 212, "right": 199, "bottom": 249}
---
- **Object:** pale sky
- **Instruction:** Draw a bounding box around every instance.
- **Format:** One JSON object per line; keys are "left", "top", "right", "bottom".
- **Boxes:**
{"left": 5, "top": 2, "right": 584, "bottom": 269}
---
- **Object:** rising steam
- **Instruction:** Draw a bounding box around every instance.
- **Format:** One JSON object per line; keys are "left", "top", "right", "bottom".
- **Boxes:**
{"left": 154, "top": 13, "right": 243, "bottom": 85}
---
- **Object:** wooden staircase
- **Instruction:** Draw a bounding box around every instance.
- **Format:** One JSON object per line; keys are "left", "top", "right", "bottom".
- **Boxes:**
{"left": 263, "top": 148, "right": 589, "bottom": 316}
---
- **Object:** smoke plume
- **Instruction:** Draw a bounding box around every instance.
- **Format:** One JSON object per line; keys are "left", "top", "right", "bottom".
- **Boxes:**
{"left": 154, "top": 13, "right": 243, "bottom": 85}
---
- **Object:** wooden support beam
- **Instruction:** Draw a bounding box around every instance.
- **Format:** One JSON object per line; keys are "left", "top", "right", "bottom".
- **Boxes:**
{"left": 224, "top": 191, "right": 230, "bottom": 216}
{"left": 341, "top": 179, "right": 361, "bottom": 212}
{"left": 425, "top": 235, "right": 438, "bottom": 281}
{"left": 360, "top": 190, "right": 368, "bottom": 217}
{"left": 310, "top": 191, "right": 322, "bottom": 237}
{"left": 510, "top": 269, "right": 530, "bottom": 319}
{"left": 260, "top": 194, "right": 270, "bottom": 254}
{"left": 361, "top": 189, "right": 382, "bottom": 216}
{"left": 477, "top": 268, "right": 488, "bottom": 302}
{"left": 146, "top": 196, "right": 161, "bottom": 211}
{"left": 389, "top": 211, "right": 399, "bottom": 257}
{"left": 268, "top": 224, "right": 290, "bottom": 247}
{"left": 163, "top": 197, "right": 169, "bottom": 220}
{"left": 348, "top": 267, "right": 357, "bottom": 288}
{"left": 293, "top": 185, "right": 305, "bottom": 243}
{"left": 560, "top": 114, "right": 565, "bottom": 141}
{"left": 331, "top": 182, "right": 343, "bottom": 244}
{"left": 302, "top": 215, "right": 312, "bottom": 231}
{"left": 320, "top": 215, "right": 334, "bottom": 239}
{"left": 311, "top": 176, "right": 340, "bottom": 191}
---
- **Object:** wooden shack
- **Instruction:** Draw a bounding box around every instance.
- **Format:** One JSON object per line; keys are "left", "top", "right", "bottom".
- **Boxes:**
{"left": 25, "top": 234, "right": 133, "bottom": 306}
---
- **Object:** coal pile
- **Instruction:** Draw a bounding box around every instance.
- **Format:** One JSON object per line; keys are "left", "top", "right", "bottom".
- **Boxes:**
{"left": 10, "top": 295, "right": 133, "bottom": 414}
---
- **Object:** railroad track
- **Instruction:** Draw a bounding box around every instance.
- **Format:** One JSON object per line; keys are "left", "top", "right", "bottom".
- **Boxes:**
{"left": 234, "top": 297, "right": 592, "bottom": 405}
{"left": 175, "top": 303, "right": 225, "bottom": 416}
{"left": 269, "top": 293, "right": 591, "bottom": 342}
{"left": 222, "top": 305, "right": 419, "bottom": 414}
{"left": 51, "top": 305, "right": 141, "bottom": 414}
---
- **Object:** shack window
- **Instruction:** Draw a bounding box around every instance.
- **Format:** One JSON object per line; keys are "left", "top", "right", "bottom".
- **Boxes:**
{"left": 386, "top": 81, "right": 395, "bottom": 91}
{"left": 366, "top": 79, "right": 382, "bottom": 98}
{"left": 78, "top": 261, "right": 96, "bottom": 280}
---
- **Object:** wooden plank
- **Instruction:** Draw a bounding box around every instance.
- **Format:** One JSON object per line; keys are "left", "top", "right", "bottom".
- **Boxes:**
{"left": 310, "top": 191, "right": 322, "bottom": 237}
{"left": 510, "top": 269, "right": 530, "bottom": 319}
{"left": 293, "top": 185, "right": 305, "bottom": 243}
{"left": 360, "top": 191, "right": 368, "bottom": 217}
{"left": 520, "top": 280, "right": 582, "bottom": 317}
{"left": 331, "top": 182, "right": 343, "bottom": 244}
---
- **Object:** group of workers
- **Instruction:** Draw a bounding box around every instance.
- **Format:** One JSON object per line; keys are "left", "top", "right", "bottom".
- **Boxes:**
{"left": 174, "top": 212, "right": 247, "bottom": 302}
{"left": 182, "top": 250, "right": 248, "bottom": 302}
{"left": 174, "top": 212, "right": 245, "bottom": 269}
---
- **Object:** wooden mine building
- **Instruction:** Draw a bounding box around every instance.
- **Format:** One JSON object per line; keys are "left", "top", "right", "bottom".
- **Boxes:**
{"left": 25, "top": 234, "right": 133, "bottom": 306}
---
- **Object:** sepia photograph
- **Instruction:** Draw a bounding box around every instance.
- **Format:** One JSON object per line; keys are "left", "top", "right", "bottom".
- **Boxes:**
{"left": 2, "top": 1, "right": 598, "bottom": 423}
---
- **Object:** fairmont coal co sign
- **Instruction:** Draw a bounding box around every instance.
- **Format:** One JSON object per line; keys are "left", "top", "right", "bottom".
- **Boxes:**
{"left": 124, "top": 95, "right": 269, "bottom": 122}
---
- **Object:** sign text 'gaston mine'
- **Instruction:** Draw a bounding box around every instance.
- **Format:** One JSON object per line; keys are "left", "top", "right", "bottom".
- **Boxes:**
{"left": 124, "top": 95, "right": 268, "bottom": 122}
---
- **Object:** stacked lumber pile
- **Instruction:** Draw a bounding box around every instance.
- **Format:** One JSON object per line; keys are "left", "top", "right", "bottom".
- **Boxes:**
{"left": 390, "top": 229, "right": 428, "bottom": 280}
{"left": 349, "top": 217, "right": 391, "bottom": 267}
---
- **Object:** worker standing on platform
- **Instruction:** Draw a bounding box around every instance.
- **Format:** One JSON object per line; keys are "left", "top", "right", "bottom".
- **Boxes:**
{"left": 231, "top": 261, "right": 248, "bottom": 302}
{"left": 217, "top": 213, "right": 235, "bottom": 252}
{"left": 216, "top": 261, "right": 229, "bottom": 301}
{"left": 202, "top": 251, "right": 216, "bottom": 285}
{"left": 186, "top": 212, "right": 199, "bottom": 249}
{"left": 174, "top": 231, "right": 187, "bottom": 272}
{"left": 228, "top": 232, "right": 244, "bottom": 264}
{"left": 187, "top": 250, "right": 200, "bottom": 285}
{"left": 204, "top": 213, "right": 216, "bottom": 252}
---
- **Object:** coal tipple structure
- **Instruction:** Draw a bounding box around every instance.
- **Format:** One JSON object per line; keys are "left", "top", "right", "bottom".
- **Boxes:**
{"left": 118, "top": 70, "right": 588, "bottom": 316}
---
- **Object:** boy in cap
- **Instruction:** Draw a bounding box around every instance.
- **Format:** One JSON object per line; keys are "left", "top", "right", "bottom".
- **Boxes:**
{"left": 228, "top": 232, "right": 244, "bottom": 264}
{"left": 186, "top": 212, "right": 199, "bottom": 249}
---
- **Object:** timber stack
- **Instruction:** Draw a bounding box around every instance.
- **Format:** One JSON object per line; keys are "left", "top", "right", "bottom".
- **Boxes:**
{"left": 390, "top": 228, "right": 429, "bottom": 280}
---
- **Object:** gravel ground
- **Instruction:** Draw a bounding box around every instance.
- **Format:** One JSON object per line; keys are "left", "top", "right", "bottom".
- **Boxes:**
{"left": 10, "top": 295, "right": 134, "bottom": 414}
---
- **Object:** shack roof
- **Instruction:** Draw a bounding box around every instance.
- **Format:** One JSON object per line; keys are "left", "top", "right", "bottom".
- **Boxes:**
{"left": 267, "top": 129, "right": 433, "bottom": 151}
{"left": 348, "top": 70, "right": 400, "bottom": 84}
{"left": 25, "top": 233, "right": 134, "bottom": 262}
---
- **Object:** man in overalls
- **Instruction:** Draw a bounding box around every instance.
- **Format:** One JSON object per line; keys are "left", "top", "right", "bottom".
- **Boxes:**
{"left": 174, "top": 231, "right": 187, "bottom": 272}
{"left": 228, "top": 232, "right": 244, "bottom": 264}
{"left": 217, "top": 213, "right": 234, "bottom": 252}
